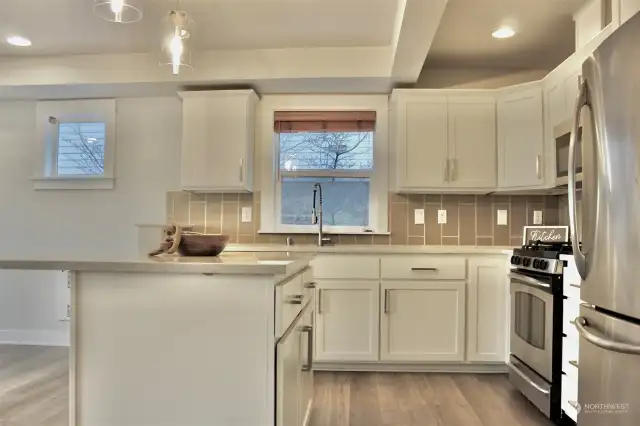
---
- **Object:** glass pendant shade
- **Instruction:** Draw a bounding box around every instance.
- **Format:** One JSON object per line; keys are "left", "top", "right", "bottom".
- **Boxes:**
{"left": 94, "top": 0, "right": 143, "bottom": 24}
{"left": 160, "top": 10, "right": 194, "bottom": 75}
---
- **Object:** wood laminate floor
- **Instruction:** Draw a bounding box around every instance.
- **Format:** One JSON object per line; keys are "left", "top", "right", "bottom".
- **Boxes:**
{"left": 0, "top": 346, "right": 552, "bottom": 426}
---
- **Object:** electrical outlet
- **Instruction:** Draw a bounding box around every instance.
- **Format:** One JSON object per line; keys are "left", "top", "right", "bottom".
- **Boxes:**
{"left": 533, "top": 210, "right": 543, "bottom": 225}
{"left": 241, "top": 207, "right": 252, "bottom": 223}
{"left": 414, "top": 209, "right": 425, "bottom": 225}
{"left": 497, "top": 209, "right": 508, "bottom": 226}
{"left": 437, "top": 209, "right": 447, "bottom": 224}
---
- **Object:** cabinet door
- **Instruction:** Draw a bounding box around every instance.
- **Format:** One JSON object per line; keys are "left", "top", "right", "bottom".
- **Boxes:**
{"left": 299, "top": 302, "right": 314, "bottom": 426}
{"left": 621, "top": 0, "right": 640, "bottom": 24}
{"left": 380, "top": 281, "right": 465, "bottom": 362}
{"left": 563, "top": 71, "right": 582, "bottom": 119}
{"left": 315, "top": 280, "right": 379, "bottom": 362}
{"left": 467, "top": 258, "right": 509, "bottom": 362}
{"left": 396, "top": 97, "right": 449, "bottom": 189}
{"left": 497, "top": 87, "right": 545, "bottom": 188}
{"left": 448, "top": 97, "right": 497, "bottom": 188}
{"left": 180, "top": 94, "right": 253, "bottom": 191}
{"left": 276, "top": 312, "right": 302, "bottom": 426}
{"left": 547, "top": 81, "right": 566, "bottom": 129}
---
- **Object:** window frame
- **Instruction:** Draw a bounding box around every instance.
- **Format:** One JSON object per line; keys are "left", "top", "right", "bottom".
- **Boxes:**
{"left": 34, "top": 99, "right": 116, "bottom": 190}
{"left": 259, "top": 95, "right": 389, "bottom": 234}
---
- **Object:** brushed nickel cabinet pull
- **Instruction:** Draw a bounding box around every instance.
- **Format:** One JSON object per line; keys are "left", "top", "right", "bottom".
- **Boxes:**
{"left": 287, "top": 294, "right": 304, "bottom": 305}
{"left": 411, "top": 267, "right": 437, "bottom": 271}
{"left": 384, "top": 289, "right": 390, "bottom": 314}
{"left": 449, "top": 158, "right": 456, "bottom": 182}
{"left": 304, "top": 281, "right": 317, "bottom": 289}
{"left": 301, "top": 325, "right": 313, "bottom": 371}
{"left": 443, "top": 158, "right": 449, "bottom": 182}
{"left": 318, "top": 289, "right": 323, "bottom": 313}
{"left": 536, "top": 154, "right": 542, "bottom": 179}
{"left": 239, "top": 158, "right": 244, "bottom": 183}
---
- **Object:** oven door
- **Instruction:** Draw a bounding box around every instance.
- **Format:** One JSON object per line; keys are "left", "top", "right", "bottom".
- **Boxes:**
{"left": 509, "top": 271, "right": 554, "bottom": 382}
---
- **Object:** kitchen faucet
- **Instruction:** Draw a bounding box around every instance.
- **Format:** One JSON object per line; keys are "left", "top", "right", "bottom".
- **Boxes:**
{"left": 312, "top": 183, "right": 332, "bottom": 246}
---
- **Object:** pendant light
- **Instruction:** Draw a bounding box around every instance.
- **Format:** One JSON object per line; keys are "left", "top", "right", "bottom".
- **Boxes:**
{"left": 94, "top": 0, "right": 143, "bottom": 23}
{"left": 160, "top": 9, "right": 193, "bottom": 75}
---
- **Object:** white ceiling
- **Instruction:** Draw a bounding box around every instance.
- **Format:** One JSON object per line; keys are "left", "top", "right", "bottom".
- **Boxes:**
{"left": 426, "top": 0, "right": 588, "bottom": 70}
{"left": 0, "top": 0, "right": 398, "bottom": 57}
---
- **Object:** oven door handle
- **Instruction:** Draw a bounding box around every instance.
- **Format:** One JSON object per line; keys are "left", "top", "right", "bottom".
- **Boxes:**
{"left": 509, "top": 272, "right": 551, "bottom": 289}
{"left": 508, "top": 362, "right": 550, "bottom": 395}
{"left": 575, "top": 317, "right": 640, "bottom": 355}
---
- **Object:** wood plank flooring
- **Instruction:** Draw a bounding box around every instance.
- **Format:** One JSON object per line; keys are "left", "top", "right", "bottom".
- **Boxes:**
{"left": 1, "top": 346, "right": 552, "bottom": 426}
{"left": 310, "top": 371, "right": 554, "bottom": 426}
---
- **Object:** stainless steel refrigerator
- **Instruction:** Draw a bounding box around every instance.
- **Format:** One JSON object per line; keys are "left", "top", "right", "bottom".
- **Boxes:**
{"left": 568, "top": 11, "right": 640, "bottom": 426}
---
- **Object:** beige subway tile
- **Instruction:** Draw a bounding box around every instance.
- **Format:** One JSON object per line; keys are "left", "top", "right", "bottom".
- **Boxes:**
{"left": 255, "top": 233, "right": 271, "bottom": 244}
{"left": 442, "top": 236, "right": 459, "bottom": 246}
{"left": 425, "top": 204, "right": 442, "bottom": 245}
{"left": 205, "top": 197, "right": 223, "bottom": 234}
{"left": 222, "top": 202, "right": 239, "bottom": 236}
{"left": 223, "top": 193, "right": 239, "bottom": 203}
{"left": 528, "top": 195, "right": 545, "bottom": 204}
{"left": 545, "top": 196, "right": 560, "bottom": 225}
{"left": 493, "top": 203, "right": 511, "bottom": 246}
{"left": 191, "top": 225, "right": 205, "bottom": 234}
{"left": 190, "top": 193, "right": 206, "bottom": 202}
{"left": 206, "top": 193, "right": 223, "bottom": 203}
{"left": 459, "top": 203, "right": 476, "bottom": 246}
{"left": 373, "top": 235, "right": 390, "bottom": 245}
{"left": 447, "top": 194, "right": 476, "bottom": 203}
{"left": 408, "top": 236, "right": 424, "bottom": 246}
{"left": 253, "top": 202, "right": 262, "bottom": 234}
{"left": 425, "top": 194, "right": 442, "bottom": 204}
{"left": 510, "top": 198, "right": 527, "bottom": 237}
{"left": 442, "top": 199, "right": 459, "bottom": 237}
{"left": 390, "top": 202, "right": 408, "bottom": 245}
{"left": 238, "top": 234, "right": 255, "bottom": 244}
{"left": 174, "top": 192, "right": 190, "bottom": 224}
{"left": 337, "top": 235, "right": 355, "bottom": 245}
{"left": 511, "top": 237, "right": 523, "bottom": 247}
{"left": 389, "top": 192, "right": 408, "bottom": 203}
{"left": 189, "top": 202, "right": 206, "bottom": 228}
{"left": 527, "top": 202, "right": 545, "bottom": 226}
{"left": 355, "top": 235, "right": 374, "bottom": 245}
{"left": 407, "top": 194, "right": 425, "bottom": 237}
{"left": 226, "top": 234, "right": 238, "bottom": 244}
{"left": 239, "top": 192, "right": 253, "bottom": 203}
{"left": 476, "top": 236, "right": 493, "bottom": 246}
{"left": 476, "top": 196, "right": 493, "bottom": 237}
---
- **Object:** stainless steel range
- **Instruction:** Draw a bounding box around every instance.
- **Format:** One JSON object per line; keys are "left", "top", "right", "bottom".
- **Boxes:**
{"left": 508, "top": 241, "right": 571, "bottom": 422}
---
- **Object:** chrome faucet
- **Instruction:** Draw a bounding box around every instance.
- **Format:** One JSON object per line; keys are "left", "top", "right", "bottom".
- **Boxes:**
{"left": 312, "top": 183, "right": 331, "bottom": 246}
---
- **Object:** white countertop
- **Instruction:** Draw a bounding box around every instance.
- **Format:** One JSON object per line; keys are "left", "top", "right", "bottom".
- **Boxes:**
{"left": 0, "top": 252, "right": 314, "bottom": 276}
{"left": 225, "top": 244, "right": 514, "bottom": 255}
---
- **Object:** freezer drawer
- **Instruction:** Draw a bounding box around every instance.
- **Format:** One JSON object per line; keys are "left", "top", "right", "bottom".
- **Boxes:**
{"left": 576, "top": 304, "right": 640, "bottom": 426}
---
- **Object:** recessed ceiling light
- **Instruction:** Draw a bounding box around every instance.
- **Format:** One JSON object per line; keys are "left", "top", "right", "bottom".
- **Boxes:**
{"left": 6, "top": 35, "right": 32, "bottom": 47}
{"left": 492, "top": 27, "right": 516, "bottom": 39}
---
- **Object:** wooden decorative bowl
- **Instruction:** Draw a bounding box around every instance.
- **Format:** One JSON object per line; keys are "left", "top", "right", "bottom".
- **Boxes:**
{"left": 148, "top": 225, "right": 229, "bottom": 257}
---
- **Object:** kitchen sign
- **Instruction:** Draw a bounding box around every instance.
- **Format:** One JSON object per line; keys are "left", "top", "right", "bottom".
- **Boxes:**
{"left": 522, "top": 226, "right": 569, "bottom": 244}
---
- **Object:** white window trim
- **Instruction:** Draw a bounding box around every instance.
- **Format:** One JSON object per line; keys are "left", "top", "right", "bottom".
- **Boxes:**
{"left": 258, "top": 95, "right": 389, "bottom": 234}
{"left": 33, "top": 99, "right": 116, "bottom": 190}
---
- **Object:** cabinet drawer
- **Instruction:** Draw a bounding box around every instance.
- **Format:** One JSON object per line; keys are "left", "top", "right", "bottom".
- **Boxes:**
{"left": 275, "top": 272, "right": 305, "bottom": 337}
{"left": 380, "top": 256, "right": 466, "bottom": 280}
{"left": 311, "top": 255, "right": 380, "bottom": 280}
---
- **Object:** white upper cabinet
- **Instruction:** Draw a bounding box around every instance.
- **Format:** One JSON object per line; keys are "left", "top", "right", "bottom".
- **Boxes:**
{"left": 620, "top": 0, "right": 640, "bottom": 24}
{"left": 447, "top": 97, "right": 497, "bottom": 188}
{"left": 392, "top": 90, "right": 497, "bottom": 192}
{"left": 574, "top": 0, "right": 604, "bottom": 50}
{"left": 179, "top": 90, "right": 258, "bottom": 192}
{"left": 394, "top": 94, "right": 449, "bottom": 190}
{"left": 497, "top": 84, "right": 545, "bottom": 189}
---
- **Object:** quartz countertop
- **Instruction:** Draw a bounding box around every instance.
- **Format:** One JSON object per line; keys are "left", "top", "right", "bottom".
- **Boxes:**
{"left": 0, "top": 252, "right": 314, "bottom": 276}
{"left": 225, "top": 244, "right": 514, "bottom": 255}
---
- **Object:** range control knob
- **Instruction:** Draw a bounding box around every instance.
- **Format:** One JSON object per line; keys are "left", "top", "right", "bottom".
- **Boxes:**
{"left": 523, "top": 258, "right": 531, "bottom": 267}
{"left": 539, "top": 260, "right": 548, "bottom": 270}
{"left": 511, "top": 256, "right": 521, "bottom": 265}
{"left": 533, "top": 259, "right": 540, "bottom": 268}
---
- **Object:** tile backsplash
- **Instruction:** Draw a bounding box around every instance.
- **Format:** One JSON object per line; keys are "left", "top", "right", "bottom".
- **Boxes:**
{"left": 167, "top": 191, "right": 564, "bottom": 247}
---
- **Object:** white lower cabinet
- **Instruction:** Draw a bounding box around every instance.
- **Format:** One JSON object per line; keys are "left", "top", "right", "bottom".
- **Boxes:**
{"left": 467, "top": 258, "right": 509, "bottom": 362}
{"left": 380, "top": 281, "right": 466, "bottom": 362}
{"left": 315, "top": 280, "right": 380, "bottom": 362}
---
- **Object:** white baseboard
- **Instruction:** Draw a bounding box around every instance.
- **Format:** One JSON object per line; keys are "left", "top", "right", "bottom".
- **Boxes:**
{"left": 0, "top": 329, "right": 70, "bottom": 347}
{"left": 314, "top": 361, "right": 508, "bottom": 373}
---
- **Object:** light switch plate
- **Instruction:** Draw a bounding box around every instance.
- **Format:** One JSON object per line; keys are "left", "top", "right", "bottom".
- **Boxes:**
{"left": 437, "top": 209, "right": 447, "bottom": 225}
{"left": 241, "top": 207, "right": 252, "bottom": 223}
{"left": 414, "top": 209, "right": 425, "bottom": 225}
{"left": 533, "top": 210, "right": 543, "bottom": 225}
{"left": 497, "top": 209, "right": 508, "bottom": 226}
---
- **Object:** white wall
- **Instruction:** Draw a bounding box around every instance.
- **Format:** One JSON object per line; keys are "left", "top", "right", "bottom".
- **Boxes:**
{"left": 0, "top": 97, "right": 182, "bottom": 345}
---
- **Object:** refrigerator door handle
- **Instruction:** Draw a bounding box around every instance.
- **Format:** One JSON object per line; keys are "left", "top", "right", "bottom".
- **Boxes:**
{"left": 568, "top": 78, "right": 589, "bottom": 279}
{"left": 575, "top": 316, "right": 640, "bottom": 355}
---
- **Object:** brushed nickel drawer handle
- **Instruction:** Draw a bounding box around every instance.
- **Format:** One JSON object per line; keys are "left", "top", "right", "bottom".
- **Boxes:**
{"left": 384, "top": 289, "right": 390, "bottom": 314}
{"left": 304, "top": 281, "right": 316, "bottom": 289}
{"left": 411, "top": 267, "right": 437, "bottom": 271}
{"left": 575, "top": 316, "right": 640, "bottom": 355}
{"left": 318, "top": 289, "right": 323, "bottom": 313}
{"left": 301, "top": 325, "right": 313, "bottom": 371}
{"left": 287, "top": 295, "right": 304, "bottom": 305}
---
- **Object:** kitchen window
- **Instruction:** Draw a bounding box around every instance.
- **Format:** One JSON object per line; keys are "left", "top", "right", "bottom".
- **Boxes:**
{"left": 276, "top": 111, "right": 374, "bottom": 231}
{"left": 34, "top": 99, "right": 116, "bottom": 190}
